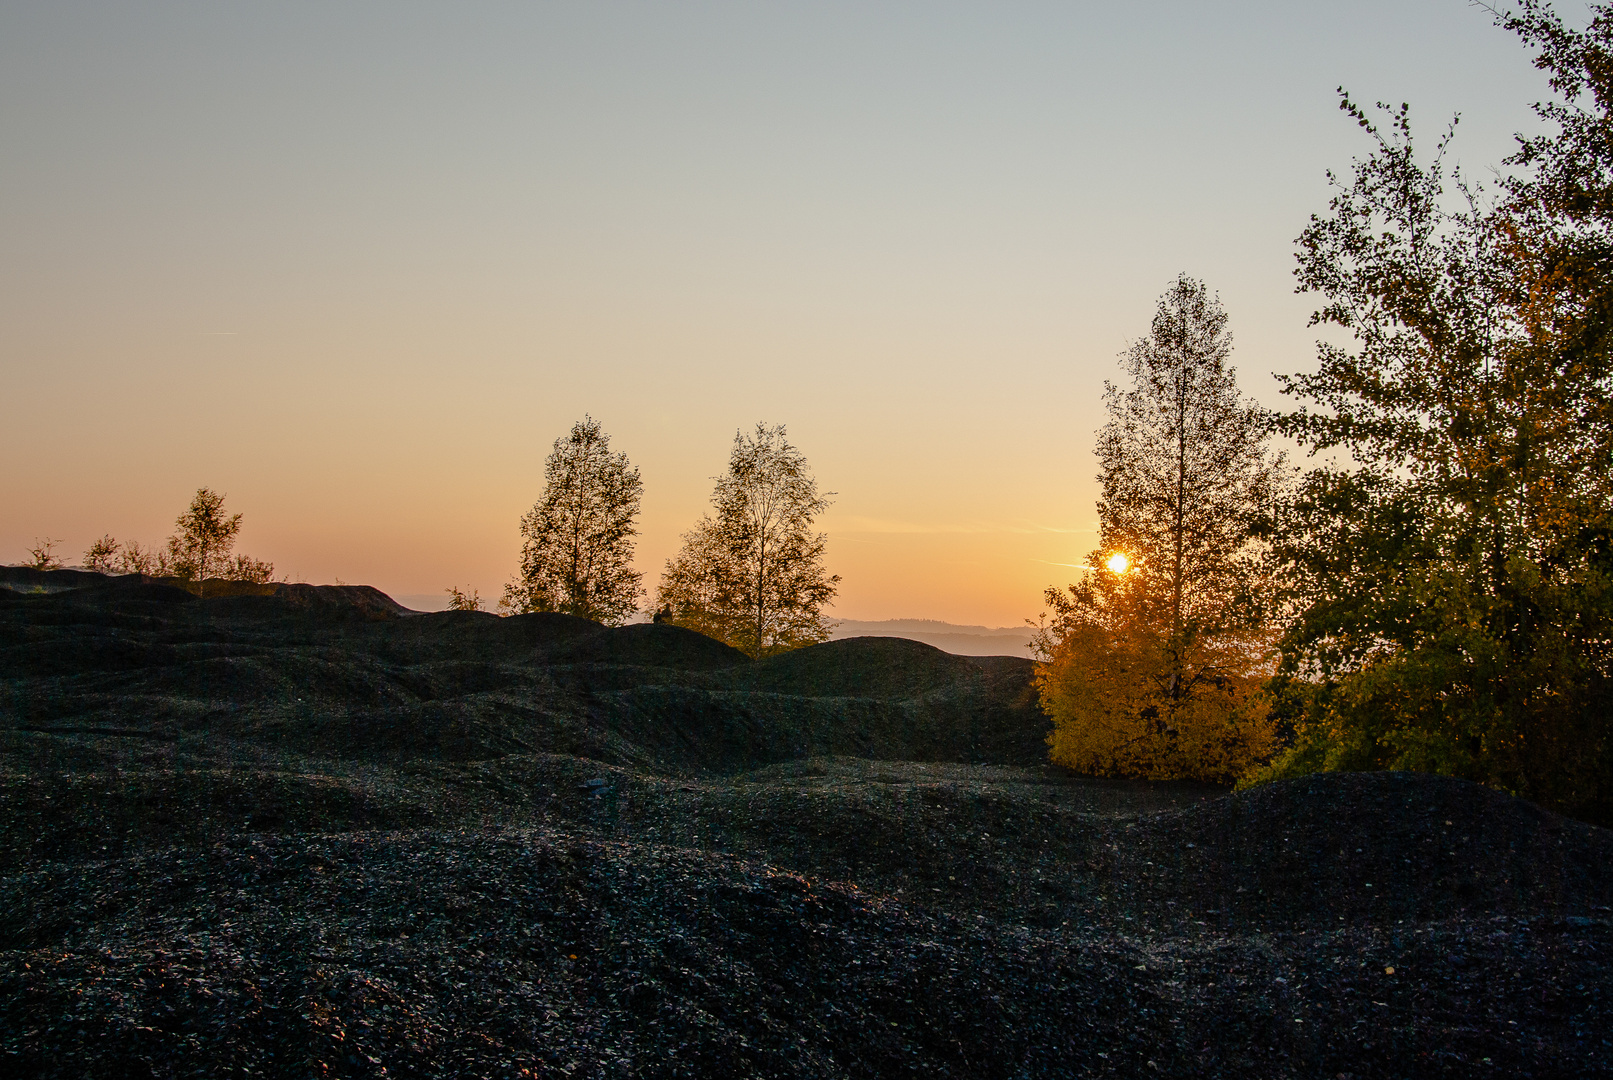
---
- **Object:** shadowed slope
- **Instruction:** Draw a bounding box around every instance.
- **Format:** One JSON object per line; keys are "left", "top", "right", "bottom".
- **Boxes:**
{"left": 0, "top": 763, "right": 1608, "bottom": 1079}
{"left": 0, "top": 568, "right": 1049, "bottom": 771}
{"left": 6, "top": 567, "right": 1611, "bottom": 1077}
{"left": 733, "top": 636, "right": 986, "bottom": 697}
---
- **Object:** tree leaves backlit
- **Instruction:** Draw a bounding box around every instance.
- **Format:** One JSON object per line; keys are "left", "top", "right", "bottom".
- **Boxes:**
{"left": 1037, "top": 277, "right": 1284, "bottom": 782}
{"left": 503, "top": 417, "right": 644, "bottom": 626}
{"left": 656, "top": 424, "right": 839, "bottom": 658}
{"left": 1257, "top": 3, "right": 1613, "bottom": 823}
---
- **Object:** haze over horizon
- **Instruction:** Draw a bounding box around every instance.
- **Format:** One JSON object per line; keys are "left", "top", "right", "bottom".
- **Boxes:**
{"left": 1, "top": 1, "right": 1551, "bottom": 626}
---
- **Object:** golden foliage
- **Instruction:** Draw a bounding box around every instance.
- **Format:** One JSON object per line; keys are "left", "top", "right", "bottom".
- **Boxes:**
{"left": 1036, "top": 276, "right": 1283, "bottom": 783}
{"left": 1037, "top": 564, "right": 1277, "bottom": 783}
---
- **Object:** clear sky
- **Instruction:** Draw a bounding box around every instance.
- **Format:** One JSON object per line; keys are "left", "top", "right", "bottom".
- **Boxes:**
{"left": 1, "top": 1, "right": 1554, "bottom": 624}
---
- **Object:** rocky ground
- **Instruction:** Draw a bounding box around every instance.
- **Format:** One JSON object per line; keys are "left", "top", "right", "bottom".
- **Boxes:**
{"left": 1, "top": 568, "right": 1610, "bottom": 1077}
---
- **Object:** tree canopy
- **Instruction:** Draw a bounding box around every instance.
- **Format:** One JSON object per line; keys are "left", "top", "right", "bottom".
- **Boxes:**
{"left": 1256, "top": 2, "right": 1613, "bottom": 822}
{"left": 656, "top": 424, "right": 838, "bottom": 657}
{"left": 503, "top": 416, "right": 644, "bottom": 625}
{"left": 1037, "top": 277, "right": 1283, "bottom": 782}
{"left": 167, "top": 488, "right": 242, "bottom": 588}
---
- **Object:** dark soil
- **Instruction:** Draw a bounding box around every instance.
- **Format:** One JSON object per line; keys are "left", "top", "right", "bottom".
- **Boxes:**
{"left": 2, "top": 568, "right": 1610, "bottom": 1078}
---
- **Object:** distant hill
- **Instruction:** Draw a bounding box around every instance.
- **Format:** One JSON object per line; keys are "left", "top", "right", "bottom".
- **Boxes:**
{"left": 395, "top": 592, "right": 459, "bottom": 612}
{"left": 387, "top": 602, "right": 1041, "bottom": 657}
{"left": 830, "top": 618, "right": 1035, "bottom": 657}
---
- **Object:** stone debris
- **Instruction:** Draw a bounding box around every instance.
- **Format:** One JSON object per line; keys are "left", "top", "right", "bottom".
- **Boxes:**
{"left": 1, "top": 571, "right": 1610, "bottom": 1077}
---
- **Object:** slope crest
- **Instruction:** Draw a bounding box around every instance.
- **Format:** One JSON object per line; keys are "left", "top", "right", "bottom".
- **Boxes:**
{"left": 732, "top": 636, "right": 980, "bottom": 698}
{"left": 543, "top": 621, "right": 750, "bottom": 670}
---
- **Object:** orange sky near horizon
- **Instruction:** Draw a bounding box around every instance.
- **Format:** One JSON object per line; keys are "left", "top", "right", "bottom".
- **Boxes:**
{"left": 0, "top": 2, "right": 1552, "bottom": 626}
{"left": 3, "top": 316, "right": 1113, "bottom": 625}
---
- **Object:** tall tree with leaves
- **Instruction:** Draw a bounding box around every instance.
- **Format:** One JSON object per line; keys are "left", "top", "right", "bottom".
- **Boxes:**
{"left": 1258, "top": 2, "right": 1613, "bottom": 822}
{"left": 657, "top": 423, "right": 838, "bottom": 657}
{"left": 504, "top": 416, "right": 644, "bottom": 625}
{"left": 1037, "top": 277, "right": 1283, "bottom": 781}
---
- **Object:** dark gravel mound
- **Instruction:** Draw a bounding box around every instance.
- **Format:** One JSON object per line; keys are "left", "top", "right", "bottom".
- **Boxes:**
{"left": 5, "top": 568, "right": 1613, "bottom": 1076}
{"left": 200, "top": 582, "right": 413, "bottom": 620}
{"left": 2, "top": 773, "right": 1609, "bottom": 1079}
{"left": 0, "top": 566, "right": 411, "bottom": 619}
{"left": 0, "top": 566, "right": 121, "bottom": 593}
{"left": 0, "top": 568, "right": 1050, "bottom": 773}
{"left": 736, "top": 637, "right": 984, "bottom": 697}
{"left": 0, "top": 831, "right": 1204, "bottom": 1079}
{"left": 545, "top": 621, "right": 750, "bottom": 670}
{"left": 1124, "top": 771, "right": 1613, "bottom": 926}
{"left": 357, "top": 610, "right": 608, "bottom": 665}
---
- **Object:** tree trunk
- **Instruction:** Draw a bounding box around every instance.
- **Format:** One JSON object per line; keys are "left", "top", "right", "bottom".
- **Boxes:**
{"left": 1172, "top": 359, "right": 1188, "bottom": 704}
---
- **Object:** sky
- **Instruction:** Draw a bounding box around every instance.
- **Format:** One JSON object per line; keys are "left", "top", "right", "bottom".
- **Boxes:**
{"left": 0, "top": 1, "right": 1558, "bottom": 624}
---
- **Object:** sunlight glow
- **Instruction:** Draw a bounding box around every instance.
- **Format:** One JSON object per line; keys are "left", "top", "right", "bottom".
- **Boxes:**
{"left": 1105, "top": 552, "right": 1130, "bottom": 574}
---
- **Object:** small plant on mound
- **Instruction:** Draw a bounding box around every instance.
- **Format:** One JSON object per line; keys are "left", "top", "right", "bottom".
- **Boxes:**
{"left": 82, "top": 535, "right": 121, "bottom": 572}
{"left": 24, "top": 537, "right": 62, "bottom": 570}
{"left": 1036, "top": 277, "right": 1283, "bottom": 783}
{"left": 446, "top": 586, "right": 484, "bottom": 611}
{"left": 81, "top": 537, "right": 161, "bottom": 575}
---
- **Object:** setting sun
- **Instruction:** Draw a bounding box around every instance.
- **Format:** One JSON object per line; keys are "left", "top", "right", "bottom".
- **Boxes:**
{"left": 1106, "top": 552, "right": 1130, "bottom": 574}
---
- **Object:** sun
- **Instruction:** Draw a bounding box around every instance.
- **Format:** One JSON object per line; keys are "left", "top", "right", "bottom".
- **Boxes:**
{"left": 1105, "top": 552, "right": 1130, "bottom": 574}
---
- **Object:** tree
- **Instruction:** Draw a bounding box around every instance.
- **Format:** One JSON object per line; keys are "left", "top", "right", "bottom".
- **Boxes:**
{"left": 85, "top": 537, "right": 158, "bottom": 575}
{"left": 115, "top": 541, "right": 159, "bottom": 576}
{"left": 221, "top": 552, "right": 275, "bottom": 583}
{"left": 83, "top": 535, "right": 120, "bottom": 572}
{"left": 1036, "top": 277, "right": 1283, "bottom": 782}
{"left": 163, "top": 488, "right": 243, "bottom": 593}
{"left": 70, "top": 493, "right": 272, "bottom": 584}
{"left": 656, "top": 423, "right": 839, "bottom": 657}
{"left": 152, "top": 488, "right": 274, "bottom": 591}
{"left": 502, "top": 416, "right": 644, "bottom": 625}
{"left": 1257, "top": 4, "right": 1613, "bottom": 822}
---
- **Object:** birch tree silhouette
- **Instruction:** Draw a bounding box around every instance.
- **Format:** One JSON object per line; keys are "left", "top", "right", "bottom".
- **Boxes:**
{"left": 657, "top": 424, "right": 838, "bottom": 657}
{"left": 504, "top": 416, "right": 644, "bottom": 625}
